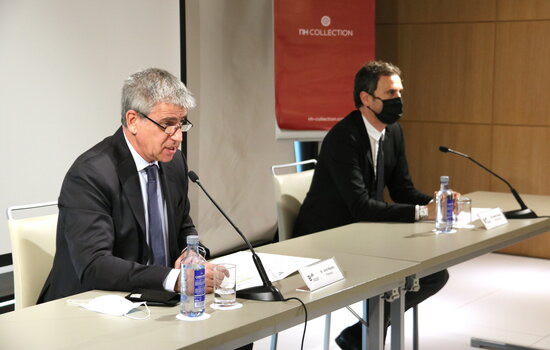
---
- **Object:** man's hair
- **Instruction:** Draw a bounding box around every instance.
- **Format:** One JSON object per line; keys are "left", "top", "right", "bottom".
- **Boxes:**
{"left": 121, "top": 68, "right": 196, "bottom": 126}
{"left": 353, "top": 61, "right": 401, "bottom": 108}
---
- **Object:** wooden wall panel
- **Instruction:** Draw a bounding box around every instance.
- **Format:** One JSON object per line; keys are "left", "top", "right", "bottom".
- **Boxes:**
{"left": 400, "top": 122, "right": 492, "bottom": 196}
{"left": 499, "top": 233, "right": 550, "bottom": 259}
{"left": 493, "top": 22, "right": 550, "bottom": 126}
{"left": 497, "top": 0, "right": 550, "bottom": 20}
{"left": 375, "top": 0, "right": 550, "bottom": 259}
{"left": 377, "top": 0, "right": 496, "bottom": 23}
{"left": 377, "top": 23, "right": 494, "bottom": 124}
{"left": 493, "top": 125, "right": 550, "bottom": 257}
{"left": 491, "top": 126, "right": 550, "bottom": 195}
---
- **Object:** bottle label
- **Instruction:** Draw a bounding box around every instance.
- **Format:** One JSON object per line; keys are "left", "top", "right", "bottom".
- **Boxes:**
{"left": 194, "top": 268, "right": 206, "bottom": 308}
{"left": 446, "top": 195, "right": 453, "bottom": 224}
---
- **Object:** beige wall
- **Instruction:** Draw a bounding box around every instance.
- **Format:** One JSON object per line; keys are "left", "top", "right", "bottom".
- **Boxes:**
{"left": 376, "top": 0, "right": 550, "bottom": 258}
{"left": 186, "top": 0, "right": 295, "bottom": 256}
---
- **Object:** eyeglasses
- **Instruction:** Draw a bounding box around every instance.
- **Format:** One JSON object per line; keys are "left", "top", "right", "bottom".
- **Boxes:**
{"left": 136, "top": 111, "right": 193, "bottom": 135}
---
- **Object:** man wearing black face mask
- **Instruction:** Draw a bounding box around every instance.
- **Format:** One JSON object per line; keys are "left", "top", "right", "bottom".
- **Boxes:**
{"left": 293, "top": 61, "right": 449, "bottom": 350}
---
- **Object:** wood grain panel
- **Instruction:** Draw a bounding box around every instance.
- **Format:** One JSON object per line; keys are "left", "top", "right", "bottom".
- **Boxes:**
{"left": 491, "top": 126, "right": 550, "bottom": 195}
{"left": 497, "top": 0, "right": 550, "bottom": 20}
{"left": 499, "top": 233, "right": 550, "bottom": 259}
{"left": 375, "top": 1, "right": 550, "bottom": 259}
{"left": 400, "top": 121, "right": 492, "bottom": 196}
{"left": 377, "top": 23, "right": 495, "bottom": 124}
{"left": 376, "top": 0, "right": 496, "bottom": 24}
{"left": 495, "top": 125, "right": 550, "bottom": 258}
{"left": 494, "top": 22, "right": 550, "bottom": 126}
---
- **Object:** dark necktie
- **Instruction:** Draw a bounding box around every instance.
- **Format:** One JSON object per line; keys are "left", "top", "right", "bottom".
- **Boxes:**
{"left": 145, "top": 165, "right": 166, "bottom": 266}
{"left": 376, "top": 136, "right": 385, "bottom": 201}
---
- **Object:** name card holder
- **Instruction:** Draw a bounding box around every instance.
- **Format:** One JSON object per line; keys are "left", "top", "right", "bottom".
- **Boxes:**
{"left": 297, "top": 257, "right": 344, "bottom": 292}
{"left": 478, "top": 208, "right": 508, "bottom": 230}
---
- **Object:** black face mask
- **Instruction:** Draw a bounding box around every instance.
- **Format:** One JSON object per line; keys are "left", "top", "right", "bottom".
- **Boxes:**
{"left": 367, "top": 96, "right": 403, "bottom": 125}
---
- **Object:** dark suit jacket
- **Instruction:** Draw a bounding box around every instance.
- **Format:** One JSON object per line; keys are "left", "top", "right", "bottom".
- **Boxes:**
{"left": 293, "top": 110, "right": 432, "bottom": 237}
{"left": 38, "top": 127, "right": 202, "bottom": 303}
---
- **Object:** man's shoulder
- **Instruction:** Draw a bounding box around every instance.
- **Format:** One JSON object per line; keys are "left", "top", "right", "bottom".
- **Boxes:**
{"left": 68, "top": 129, "right": 125, "bottom": 177}
{"left": 386, "top": 121, "right": 402, "bottom": 132}
{"left": 324, "top": 110, "right": 364, "bottom": 143}
{"left": 385, "top": 122, "right": 404, "bottom": 142}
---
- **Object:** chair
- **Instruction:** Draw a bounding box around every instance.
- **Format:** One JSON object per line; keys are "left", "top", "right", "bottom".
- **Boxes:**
{"left": 7, "top": 202, "right": 58, "bottom": 310}
{"left": 271, "top": 159, "right": 317, "bottom": 242}
{"left": 271, "top": 160, "right": 420, "bottom": 349}
{"left": 271, "top": 160, "right": 332, "bottom": 349}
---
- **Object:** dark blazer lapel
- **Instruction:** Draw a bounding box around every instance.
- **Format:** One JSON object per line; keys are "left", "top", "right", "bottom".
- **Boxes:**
{"left": 112, "top": 128, "right": 146, "bottom": 235}
{"left": 351, "top": 111, "right": 374, "bottom": 173}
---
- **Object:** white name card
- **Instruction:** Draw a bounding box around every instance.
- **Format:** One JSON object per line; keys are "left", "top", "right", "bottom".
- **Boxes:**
{"left": 298, "top": 257, "right": 344, "bottom": 292}
{"left": 478, "top": 208, "right": 508, "bottom": 230}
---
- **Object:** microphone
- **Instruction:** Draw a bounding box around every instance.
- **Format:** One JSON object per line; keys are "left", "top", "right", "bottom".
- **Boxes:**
{"left": 187, "top": 171, "right": 284, "bottom": 302}
{"left": 438, "top": 146, "right": 537, "bottom": 219}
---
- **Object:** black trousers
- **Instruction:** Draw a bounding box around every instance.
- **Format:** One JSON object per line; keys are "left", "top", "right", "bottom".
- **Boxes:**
{"left": 384, "top": 269, "right": 450, "bottom": 325}
{"left": 345, "top": 269, "right": 449, "bottom": 340}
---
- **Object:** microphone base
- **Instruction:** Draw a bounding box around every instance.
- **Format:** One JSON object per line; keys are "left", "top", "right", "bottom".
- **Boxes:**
{"left": 237, "top": 285, "right": 284, "bottom": 302}
{"left": 504, "top": 208, "right": 538, "bottom": 219}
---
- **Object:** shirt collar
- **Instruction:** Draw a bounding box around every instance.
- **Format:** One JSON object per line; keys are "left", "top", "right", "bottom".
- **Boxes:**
{"left": 123, "top": 130, "right": 159, "bottom": 172}
{"left": 361, "top": 112, "right": 385, "bottom": 142}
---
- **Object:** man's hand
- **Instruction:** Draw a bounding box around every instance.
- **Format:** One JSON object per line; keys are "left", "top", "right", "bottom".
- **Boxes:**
{"left": 426, "top": 191, "right": 462, "bottom": 221}
{"left": 173, "top": 251, "right": 228, "bottom": 294}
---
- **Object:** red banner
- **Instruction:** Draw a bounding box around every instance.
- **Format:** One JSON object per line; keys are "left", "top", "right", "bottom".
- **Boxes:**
{"left": 274, "top": 0, "right": 375, "bottom": 131}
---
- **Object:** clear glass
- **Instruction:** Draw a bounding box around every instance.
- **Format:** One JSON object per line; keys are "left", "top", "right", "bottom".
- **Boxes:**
{"left": 213, "top": 263, "right": 237, "bottom": 307}
{"left": 454, "top": 196, "right": 473, "bottom": 229}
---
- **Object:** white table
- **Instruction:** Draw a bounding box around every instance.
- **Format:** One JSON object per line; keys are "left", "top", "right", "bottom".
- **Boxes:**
{"left": 2, "top": 192, "right": 547, "bottom": 350}
{"left": 0, "top": 250, "right": 416, "bottom": 350}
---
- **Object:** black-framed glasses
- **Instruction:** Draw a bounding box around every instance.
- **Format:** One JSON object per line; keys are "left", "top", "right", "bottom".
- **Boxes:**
{"left": 136, "top": 111, "right": 193, "bottom": 135}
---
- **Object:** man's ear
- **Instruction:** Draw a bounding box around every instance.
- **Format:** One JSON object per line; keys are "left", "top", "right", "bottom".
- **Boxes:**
{"left": 359, "top": 91, "right": 372, "bottom": 107}
{"left": 126, "top": 110, "right": 139, "bottom": 134}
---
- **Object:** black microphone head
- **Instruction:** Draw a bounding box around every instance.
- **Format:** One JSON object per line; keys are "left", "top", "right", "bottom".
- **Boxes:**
{"left": 439, "top": 146, "right": 449, "bottom": 153}
{"left": 188, "top": 171, "right": 199, "bottom": 183}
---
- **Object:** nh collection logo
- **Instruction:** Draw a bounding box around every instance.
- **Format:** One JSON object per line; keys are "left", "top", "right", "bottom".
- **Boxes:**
{"left": 298, "top": 15, "right": 354, "bottom": 37}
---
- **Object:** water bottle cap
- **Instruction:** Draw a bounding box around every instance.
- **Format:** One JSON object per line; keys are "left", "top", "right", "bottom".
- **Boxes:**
{"left": 440, "top": 175, "right": 449, "bottom": 183}
{"left": 186, "top": 235, "right": 200, "bottom": 245}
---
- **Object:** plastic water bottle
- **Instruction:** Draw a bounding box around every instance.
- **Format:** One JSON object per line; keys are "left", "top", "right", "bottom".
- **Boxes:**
{"left": 180, "top": 235, "right": 206, "bottom": 317}
{"left": 435, "top": 176, "right": 455, "bottom": 233}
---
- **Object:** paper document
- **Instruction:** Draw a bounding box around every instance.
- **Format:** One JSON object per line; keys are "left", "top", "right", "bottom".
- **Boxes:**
{"left": 211, "top": 252, "right": 319, "bottom": 291}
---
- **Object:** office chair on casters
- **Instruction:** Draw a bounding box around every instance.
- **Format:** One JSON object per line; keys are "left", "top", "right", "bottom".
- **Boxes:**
{"left": 7, "top": 201, "right": 58, "bottom": 310}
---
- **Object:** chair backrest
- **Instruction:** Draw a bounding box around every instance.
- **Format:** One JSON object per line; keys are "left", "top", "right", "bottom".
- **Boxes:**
{"left": 272, "top": 160, "right": 317, "bottom": 241}
{"left": 7, "top": 202, "right": 57, "bottom": 309}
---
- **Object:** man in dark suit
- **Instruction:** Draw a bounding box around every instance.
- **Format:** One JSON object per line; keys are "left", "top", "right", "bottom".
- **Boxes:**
{"left": 293, "top": 61, "right": 449, "bottom": 350}
{"left": 38, "top": 68, "right": 215, "bottom": 303}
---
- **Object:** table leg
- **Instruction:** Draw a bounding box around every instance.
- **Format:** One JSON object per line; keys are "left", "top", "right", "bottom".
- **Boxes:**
{"left": 390, "top": 288, "right": 405, "bottom": 350}
{"left": 366, "top": 295, "right": 384, "bottom": 350}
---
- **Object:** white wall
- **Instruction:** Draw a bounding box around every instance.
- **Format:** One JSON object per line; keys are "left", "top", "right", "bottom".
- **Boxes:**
{"left": 0, "top": 0, "right": 180, "bottom": 257}
{"left": 186, "top": 0, "right": 295, "bottom": 255}
{"left": 0, "top": 0, "right": 295, "bottom": 261}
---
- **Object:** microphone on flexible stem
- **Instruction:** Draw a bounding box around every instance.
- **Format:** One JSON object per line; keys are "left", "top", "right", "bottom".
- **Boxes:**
{"left": 187, "top": 171, "right": 284, "bottom": 302}
{"left": 438, "top": 146, "right": 537, "bottom": 219}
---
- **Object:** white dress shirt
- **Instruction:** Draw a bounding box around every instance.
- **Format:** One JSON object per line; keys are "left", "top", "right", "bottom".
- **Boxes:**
{"left": 124, "top": 133, "right": 180, "bottom": 291}
{"left": 361, "top": 113, "right": 386, "bottom": 177}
